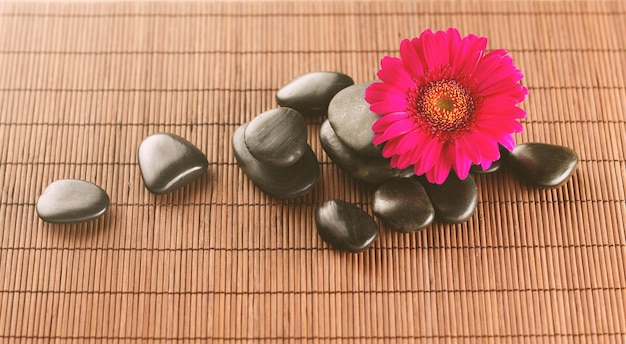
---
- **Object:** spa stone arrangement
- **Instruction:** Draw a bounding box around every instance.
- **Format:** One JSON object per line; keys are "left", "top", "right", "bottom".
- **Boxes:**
{"left": 35, "top": 70, "right": 579, "bottom": 252}
{"left": 34, "top": 70, "right": 578, "bottom": 253}
{"left": 233, "top": 71, "right": 579, "bottom": 252}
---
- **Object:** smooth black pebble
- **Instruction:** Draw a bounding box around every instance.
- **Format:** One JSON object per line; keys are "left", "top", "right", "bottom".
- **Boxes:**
{"left": 420, "top": 173, "right": 478, "bottom": 224}
{"left": 372, "top": 178, "right": 435, "bottom": 232}
{"left": 138, "top": 133, "right": 209, "bottom": 195}
{"left": 508, "top": 142, "right": 579, "bottom": 187}
{"left": 244, "top": 107, "right": 307, "bottom": 167}
{"left": 319, "top": 120, "right": 413, "bottom": 184}
{"left": 36, "top": 179, "right": 110, "bottom": 224}
{"left": 315, "top": 200, "right": 379, "bottom": 253}
{"left": 327, "top": 81, "right": 382, "bottom": 157}
{"left": 470, "top": 145, "right": 510, "bottom": 174}
{"left": 276, "top": 72, "right": 354, "bottom": 116}
{"left": 233, "top": 123, "right": 319, "bottom": 199}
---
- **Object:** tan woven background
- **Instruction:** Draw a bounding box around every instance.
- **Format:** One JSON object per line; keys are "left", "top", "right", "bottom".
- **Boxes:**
{"left": 1, "top": 1, "right": 625, "bottom": 342}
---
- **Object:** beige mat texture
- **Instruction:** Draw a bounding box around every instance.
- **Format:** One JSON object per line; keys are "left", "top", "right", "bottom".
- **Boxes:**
{"left": 1, "top": 1, "right": 625, "bottom": 342}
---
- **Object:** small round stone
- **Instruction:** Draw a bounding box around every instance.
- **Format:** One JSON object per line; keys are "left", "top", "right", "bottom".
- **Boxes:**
{"left": 244, "top": 108, "right": 307, "bottom": 167}
{"left": 320, "top": 120, "right": 413, "bottom": 185}
{"left": 420, "top": 173, "right": 478, "bottom": 224}
{"left": 36, "top": 179, "right": 110, "bottom": 224}
{"left": 138, "top": 133, "right": 209, "bottom": 195}
{"left": 233, "top": 123, "right": 319, "bottom": 199}
{"left": 315, "top": 200, "right": 379, "bottom": 253}
{"left": 372, "top": 178, "right": 434, "bottom": 232}
{"left": 508, "top": 142, "right": 579, "bottom": 188}
{"left": 327, "top": 81, "right": 382, "bottom": 157}
{"left": 276, "top": 72, "right": 354, "bottom": 116}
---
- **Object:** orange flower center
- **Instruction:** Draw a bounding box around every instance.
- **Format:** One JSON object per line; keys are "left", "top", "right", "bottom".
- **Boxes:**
{"left": 416, "top": 80, "right": 474, "bottom": 132}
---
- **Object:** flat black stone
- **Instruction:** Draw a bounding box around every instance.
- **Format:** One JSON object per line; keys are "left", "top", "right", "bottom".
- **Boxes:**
{"left": 276, "top": 72, "right": 354, "bottom": 116}
{"left": 508, "top": 142, "right": 579, "bottom": 187}
{"left": 244, "top": 107, "right": 307, "bottom": 167}
{"left": 233, "top": 123, "right": 319, "bottom": 199}
{"left": 420, "top": 173, "right": 478, "bottom": 224}
{"left": 319, "top": 120, "right": 413, "bottom": 185}
{"left": 138, "top": 133, "right": 209, "bottom": 195}
{"left": 327, "top": 81, "right": 382, "bottom": 157}
{"left": 36, "top": 179, "right": 110, "bottom": 224}
{"left": 470, "top": 145, "right": 510, "bottom": 174}
{"left": 372, "top": 178, "right": 435, "bottom": 232}
{"left": 315, "top": 200, "right": 379, "bottom": 253}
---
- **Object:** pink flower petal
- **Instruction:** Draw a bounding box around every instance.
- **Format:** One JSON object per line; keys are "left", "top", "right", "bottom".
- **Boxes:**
{"left": 395, "top": 153, "right": 413, "bottom": 169}
{"left": 447, "top": 28, "right": 463, "bottom": 69}
{"left": 424, "top": 169, "right": 437, "bottom": 184}
{"left": 415, "top": 138, "right": 442, "bottom": 176}
{"left": 410, "top": 37, "right": 425, "bottom": 63}
{"left": 394, "top": 131, "right": 429, "bottom": 168}
{"left": 480, "top": 82, "right": 527, "bottom": 100}
{"left": 372, "top": 132, "right": 387, "bottom": 146}
{"left": 400, "top": 133, "right": 431, "bottom": 169}
{"left": 468, "top": 35, "right": 488, "bottom": 54}
{"left": 370, "top": 100, "right": 407, "bottom": 114}
{"left": 450, "top": 37, "right": 468, "bottom": 73}
{"left": 456, "top": 135, "right": 481, "bottom": 163}
{"left": 470, "top": 123, "right": 503, "bottom": 142}
{"left": 433, "top": 169, "right": 449, "bottom": 184}
{"left": 454, "top": 142, "right": 473, "bottom": 179}
{"left": 381, "top": 136, "right": 403, "bottom": 157}
{"left": 471, "top": 120, "right": 518, "bottom": 145}
{"left": 461, "top": 35, "right": 487, "bottom": 76}
{"left": 473, "top": 132, "right": 501, "bottom": 161}
{"left": 394, "top": 129, "right": 421, "bottom": 155}
{"left": 433, "top": 144, "right": 455, "bottom": 184}
{"left": 366, "top": 87, "right": 409, "bottom": 107}
{"left": 488, "top": 49, "right": 508, "bottom": 57}
{"left": 509, "top": 106, "right": 527, "bottom": 119}
{"left": 498, "top": 134, "right": 516, "bottom": 151}
{"left": 477, "top": 96, "right": 520, "bottom": 114}
{"left": 400, "top": 39, "right": 425, "bottom": 79}
{"left": 461, "top": 50, "right": 483, "bottom": 77}
{"left": 413, "top": 156, "right": 429, "bottom": 176}
{"left": 371, "top": 112, "right": 409, "bottom": 132}
{"left": 389, "top": 155, "right": 400, "bottom": 168}
{"left": 420, "top": 29, "right": 444, "bottom": 69}
{"left": 480, "top": 160, "right": 493, "bottom": 171}
{"left": 424, "top": 146, "right": 453, "bottom": 184}
{"left": 472, "top": 51, "right": 506, "bottom": 80}
{"left": 433, "top": 30, "right": 450, "bottom": 67}
{"left": 377, "top": 56, "right": 415, "bottom": 91}
{"left": 381, "top": 119, "right": 416, "bottom": 140}
{"left": 365, "top": 81, "right": 402, "bottom": 98}
{"left": 478, "top": 70, "right": 524, "bottom": 92}
{"left": 476, "top": 116, "right": 524, "bottom": 133}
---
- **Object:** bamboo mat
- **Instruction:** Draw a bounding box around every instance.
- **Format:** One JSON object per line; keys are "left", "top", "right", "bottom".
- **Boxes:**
{"left": 1, "top": 1, "right": 625, "bottom": 342}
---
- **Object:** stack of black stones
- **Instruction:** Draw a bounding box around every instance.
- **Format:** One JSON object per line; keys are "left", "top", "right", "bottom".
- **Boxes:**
{"left": 234, "top": 72, "right": 580, "bottom": 253}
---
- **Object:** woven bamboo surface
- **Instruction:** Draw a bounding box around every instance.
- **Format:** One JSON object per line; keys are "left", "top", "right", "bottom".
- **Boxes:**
{"left": 1, "top": 1, "right": 625, "bottom": 342}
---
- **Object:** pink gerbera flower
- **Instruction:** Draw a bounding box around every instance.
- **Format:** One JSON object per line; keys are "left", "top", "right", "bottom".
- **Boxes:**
{"left": 365, "top": 28, "right": 528, "bottom": 184}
